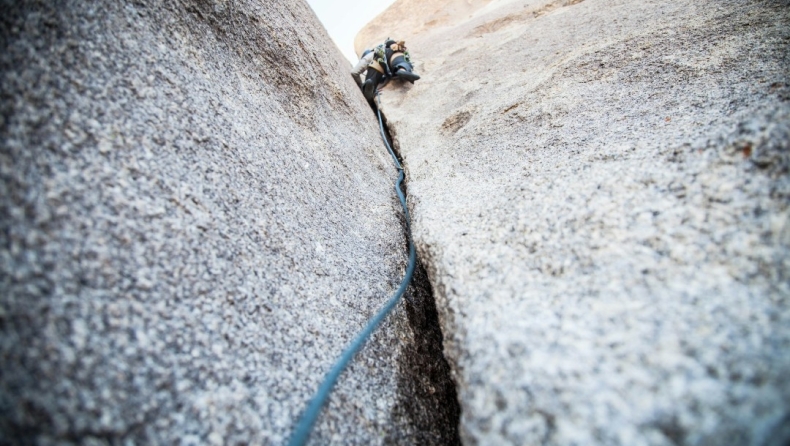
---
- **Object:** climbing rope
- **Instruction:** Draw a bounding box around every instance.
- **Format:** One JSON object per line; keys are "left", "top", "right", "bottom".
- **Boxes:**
{"left": 288, "top": 92, "right": 416, "bottom": 446}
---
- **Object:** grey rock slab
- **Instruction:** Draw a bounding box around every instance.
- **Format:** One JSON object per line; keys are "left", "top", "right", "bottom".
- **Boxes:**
{"left": 369, "top": 0, "right": 790, "bottom": 444}
{"left": 1, "top": 0, "right": 456, "bottom": 444}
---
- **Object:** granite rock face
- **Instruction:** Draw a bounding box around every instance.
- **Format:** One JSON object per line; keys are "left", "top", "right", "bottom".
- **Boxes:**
{"left": 354, "top": 0, "right": 494, "bottom": 54}
{"left": 368, "top": 0, "right": 790, "bottom": 444}
{"left": 0, "top": 0, "right": 458, "bottom": 444}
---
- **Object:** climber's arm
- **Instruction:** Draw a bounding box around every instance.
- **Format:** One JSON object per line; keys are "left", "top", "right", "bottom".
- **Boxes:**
{"left": 351, "top": 51, "right": 375, "bottom": 77}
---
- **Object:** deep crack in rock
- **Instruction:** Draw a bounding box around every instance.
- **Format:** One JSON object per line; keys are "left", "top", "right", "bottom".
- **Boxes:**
{"left": 377, "top": 105, "right": 462, "bottom": 444}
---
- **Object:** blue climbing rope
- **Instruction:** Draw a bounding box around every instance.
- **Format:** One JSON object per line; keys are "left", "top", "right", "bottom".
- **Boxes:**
{"left": 287, "top": 93, "right": 416, "bottom": 446}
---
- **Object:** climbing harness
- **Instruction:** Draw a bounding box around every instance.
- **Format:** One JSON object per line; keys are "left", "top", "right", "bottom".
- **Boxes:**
{"left": 287, "top": 92, "right": 416, "bottom": 446}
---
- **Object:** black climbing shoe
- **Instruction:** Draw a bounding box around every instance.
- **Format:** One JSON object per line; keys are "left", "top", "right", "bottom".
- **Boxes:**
{"left": 391, "top": 58, "right": 420, "bottom": 84}
{"left": 396, "top": 70, "right": 420, "bottom": 83}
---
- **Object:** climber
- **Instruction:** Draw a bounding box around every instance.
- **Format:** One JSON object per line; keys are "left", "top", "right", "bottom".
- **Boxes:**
{"left": 351, "top": 39, "right": 420, "bottom": 101}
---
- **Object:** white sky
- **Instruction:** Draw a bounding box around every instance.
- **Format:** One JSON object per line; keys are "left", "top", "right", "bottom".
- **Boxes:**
{"left": 305, "top": 0, "right": 397, "bottom": 64}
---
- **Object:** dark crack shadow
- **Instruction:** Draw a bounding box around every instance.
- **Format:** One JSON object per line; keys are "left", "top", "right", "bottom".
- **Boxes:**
{"left": 374, "top": 96, "right": 460, "bottom": 445}
{"left": 392, "top": 259, "right": 461, "bottom": 445}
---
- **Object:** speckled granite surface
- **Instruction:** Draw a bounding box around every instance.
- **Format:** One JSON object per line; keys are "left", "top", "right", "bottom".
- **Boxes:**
{"left": 371, "top": 0, "right": 790, "bottom": 443}
{"left": 0, "top": 1, "right": 458, "bottom": 444}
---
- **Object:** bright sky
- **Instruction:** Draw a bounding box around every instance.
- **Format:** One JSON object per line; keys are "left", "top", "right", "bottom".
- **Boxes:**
{"left": 305, "top": 0, "right": 397, "bottom": 64}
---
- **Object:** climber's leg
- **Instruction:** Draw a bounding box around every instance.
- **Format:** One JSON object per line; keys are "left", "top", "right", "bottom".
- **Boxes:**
{"left": 390, "top": 54, "right": 420, "bottom": 83}
{"left": 362, "top": 68, "right": 384, "bottom": 101}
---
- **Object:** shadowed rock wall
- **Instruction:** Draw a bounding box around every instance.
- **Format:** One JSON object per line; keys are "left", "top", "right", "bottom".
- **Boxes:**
{"left": 0, "top": 0, "right": 458, "bottom": 444}
{"left": 367, "top": 0, "right": 790, "bottom": 444}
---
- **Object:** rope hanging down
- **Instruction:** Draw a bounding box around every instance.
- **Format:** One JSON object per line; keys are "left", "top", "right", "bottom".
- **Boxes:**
{"left": 288, "top": 93, "right": 417, "bottom": 446}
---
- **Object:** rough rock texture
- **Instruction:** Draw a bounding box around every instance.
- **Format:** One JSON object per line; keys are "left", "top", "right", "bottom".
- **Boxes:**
{"left": 369, "top": 0, "right": 790, "bottom": 444}
{"left": 0, "top": 0, "right": 458, "bottom": 444}
{"left": 354, "top": 0, "right": 494, "bottom": 54}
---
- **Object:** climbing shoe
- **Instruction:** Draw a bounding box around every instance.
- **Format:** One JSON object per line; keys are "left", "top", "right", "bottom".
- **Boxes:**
{"left": 395, "top": 70, "right": 420, "bottom": 83}
{"left": 390, "top": 57, "right": 420, "bottom": 84}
